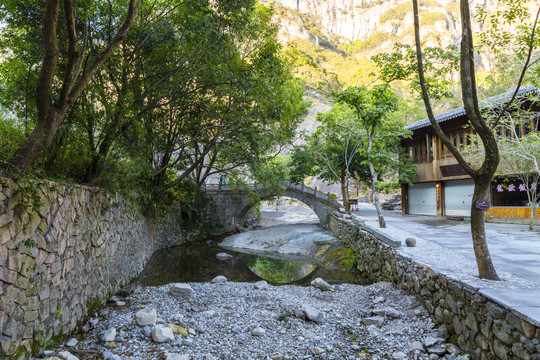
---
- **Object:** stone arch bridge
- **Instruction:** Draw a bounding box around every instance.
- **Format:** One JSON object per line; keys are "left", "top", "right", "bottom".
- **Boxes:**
{"left": 204, "top": 181, "right": 341, "bottom": 233}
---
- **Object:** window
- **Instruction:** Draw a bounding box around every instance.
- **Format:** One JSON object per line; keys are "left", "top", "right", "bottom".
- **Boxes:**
{"left": 491, "top": 176, "right": 533, "bottom": 207}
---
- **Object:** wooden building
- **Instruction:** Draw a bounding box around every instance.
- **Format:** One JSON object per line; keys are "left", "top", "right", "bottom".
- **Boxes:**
{"left": 400, "top": 87, "right": 540, "bottom": 223}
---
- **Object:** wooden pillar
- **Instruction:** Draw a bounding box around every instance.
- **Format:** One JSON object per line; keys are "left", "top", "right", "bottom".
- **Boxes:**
{"left": 436, "top": 182, "right": 444, "bottom": 216}
{"left": 401, "top": 183, "right": 408, "bottom": 215}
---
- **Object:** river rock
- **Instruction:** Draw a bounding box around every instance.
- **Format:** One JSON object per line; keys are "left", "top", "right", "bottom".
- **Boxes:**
{"left": 392, "top": 351, "right": 407, "bottom": 360}
{"left": 235, "top": 224, "right": 249, "bottom": 233}
{"left": 58, "top": 351, "right": 79, "bottom": 360}
{"left": 372, "top": 307, "right": 402, "bottom": 319}
{"left": 102, "top": 351, "right": 122, "bottom": 360}
{"left": 216, "top": 252, "right": 233, "bottom": 260}
{"left": 367, "top": 324, "right": 379, "bottom": 335}
{"left": 165, "top": 354, "right": 190, "bottom": 360}
{"left": 411, "top": 341, "right": 425, "bottom": 352}
{"left": 427, "top": 345, "right": 447, "bottom": 356}
{"left": 171, "top": 283, "right": 194, "bottom": 298}
{"left": 202, "top": 310, "right": 217, "bottom": 317}
{"left": 424, "top": 336, "right": 444, "bottom": 347}
{"left": 445, "top": 343, "right": 461, "bottom": 354}
{"left": 311, "top": 277, "right": 334, "bottom": 291}
{"left": 66, "top": 338, "right": 78, "bottom": 347}
{"left": 152, "top": 327, "right": 175, "bottom": 343}
{"left": 302, "top": 305, "right": 324, "bottom": 323}
{"left": 252, "top": 326, "right": 266, "bottom": 336}
{"left": 254, "top": 280, "right": 268, "bottom": 290}
{"left": 102, "top": 327, "right": 116, "bottom": 342}
{"left": 232, "top": 325, "right": 242, "bottom": 333}
{"left": 362, "top": 316, "right": 384, "bottom": 327}
{"left": 211, "top": 275, "right": 227, "bottom": 283}
{"left": 135, "top": 308, "right": 157, "bottom": 326}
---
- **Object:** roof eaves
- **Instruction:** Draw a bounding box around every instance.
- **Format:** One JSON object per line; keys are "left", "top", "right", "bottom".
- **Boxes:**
{"left": 406, "top": 86, "right": 538, "bottom": 131}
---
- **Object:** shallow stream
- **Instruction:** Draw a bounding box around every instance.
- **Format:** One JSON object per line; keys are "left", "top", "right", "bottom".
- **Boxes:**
{"left": 135, "top": 239, "right": 365, "bottom": 287}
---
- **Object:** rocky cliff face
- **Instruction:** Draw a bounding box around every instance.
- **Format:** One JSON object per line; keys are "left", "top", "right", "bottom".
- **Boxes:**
{"left": 276, "top": 0, "right": 487, "bottom": 49}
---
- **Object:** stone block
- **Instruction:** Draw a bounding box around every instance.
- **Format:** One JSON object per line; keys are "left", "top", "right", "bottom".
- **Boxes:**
{"left": 493, "top": 339, "right": 509, "bottom": 360}
{"left": 521, "top": 319, "right": 536, "bottom": 339}
{"left": 493, "top": 320, "right": 513, "bottom": 345}
{"left": 24, "top": 310, "right": 38, "bottom": 323}
{"left": 466, "top": 312, "right": 478, "bottom": 332}
{"left": 0, "top": 267, "right": 17, "bottom": 284}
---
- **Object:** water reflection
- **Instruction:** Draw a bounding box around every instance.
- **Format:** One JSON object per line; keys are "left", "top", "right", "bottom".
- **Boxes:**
{"left": 245, "top": 257, "right": 317, "bottom": 284}
{"left": 135, "top": 241, "right": 365, "bottom": 287}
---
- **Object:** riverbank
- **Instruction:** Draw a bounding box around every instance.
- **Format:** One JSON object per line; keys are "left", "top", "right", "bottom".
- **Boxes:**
{"left": 46, "top": 280, "right": 469, "bottom": 360}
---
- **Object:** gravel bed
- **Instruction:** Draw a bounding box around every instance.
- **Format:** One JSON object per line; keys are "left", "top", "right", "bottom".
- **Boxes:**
{"left": 48, "top": 280, "right": 470, "bottom": 360}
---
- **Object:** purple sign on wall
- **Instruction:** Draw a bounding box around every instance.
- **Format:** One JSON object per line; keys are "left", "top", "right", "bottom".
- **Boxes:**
{"left": 476, "top": 200, "right": 490, "bottom": 210}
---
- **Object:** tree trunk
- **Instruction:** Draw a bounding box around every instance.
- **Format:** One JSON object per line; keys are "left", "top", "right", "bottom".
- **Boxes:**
{"left": 531, "top": 205, "right": 536, "bottom": 231}
{"left": 366, "top": 129, "right": 386, "bottom": 227}
{"left": 412, "top": 0, "right": 500, "bottom": 280}
{"left": 340, "top": 165, "right": 350, "bottom": 212}
{"left": 470, "top": 178, "right": 499, "bottom": 280}
{"left": 8, "top": 0, "right": 140, "bottom": 173}
{"left": 12, "top": 108, "right": 64, "bottom": 172}
{"left": 370, "top": 165, "right": 386, "bottom": 228}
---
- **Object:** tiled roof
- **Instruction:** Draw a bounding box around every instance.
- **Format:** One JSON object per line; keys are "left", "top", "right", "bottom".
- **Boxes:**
{"left": 406, "top": 86, "right": 538, "bottom": 131}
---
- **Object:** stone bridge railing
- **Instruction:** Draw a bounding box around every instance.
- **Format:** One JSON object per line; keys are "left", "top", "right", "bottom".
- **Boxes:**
{"left": 203, "top": 181, "right": 340, "bottom": 206}
{"left": 203, "top": 181, "right": 341, "bottom": 232}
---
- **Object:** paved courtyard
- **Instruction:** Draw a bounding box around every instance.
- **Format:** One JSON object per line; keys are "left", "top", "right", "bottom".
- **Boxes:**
{"left": 355, "top": 203, "right": 540, "bottom": 285}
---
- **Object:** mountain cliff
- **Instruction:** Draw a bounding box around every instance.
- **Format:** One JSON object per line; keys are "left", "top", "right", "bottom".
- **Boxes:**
{"left": 275, "top": 0, "right": 487, "bottom": 51}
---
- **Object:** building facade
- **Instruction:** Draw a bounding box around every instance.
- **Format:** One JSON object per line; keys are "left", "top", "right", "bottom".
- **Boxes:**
{"left": 400, "top": 87, "right": 540, "bottom": 223}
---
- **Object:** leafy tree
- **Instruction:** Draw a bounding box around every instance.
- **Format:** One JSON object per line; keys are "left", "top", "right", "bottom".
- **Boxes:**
{"left": 334, "top": 85, "right": 415, "bottom": 227}
{"left": 293, "top": 103, "right": 371, "bottom": 211}
{"left": 1, "top": 0, "right": 308, "bottom": 212}
{"left": 493, "top": 100, "right": 540, "bottom": 230}
{"left": 0, "top": 0, "right": 142, "bottom": 173}
{"left": 411, "top": 0, "right": 540, "bottom": 279}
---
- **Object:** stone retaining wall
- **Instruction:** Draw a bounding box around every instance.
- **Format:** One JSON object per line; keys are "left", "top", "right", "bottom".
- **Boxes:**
{"left": 0, "top": 177, "right": 187, "bottom": 358}
{"left": 328, "top": 213, "right": 540, "bottom": 360}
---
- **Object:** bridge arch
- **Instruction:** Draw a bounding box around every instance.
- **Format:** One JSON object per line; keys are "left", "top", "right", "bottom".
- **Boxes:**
{"left": 205, "top": 182, "right": 341, "bottom": 233}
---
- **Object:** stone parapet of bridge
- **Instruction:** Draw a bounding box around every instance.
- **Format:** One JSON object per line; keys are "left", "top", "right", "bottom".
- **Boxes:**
{"left": 204, "top": 181, "right": 341, "bottom": 233}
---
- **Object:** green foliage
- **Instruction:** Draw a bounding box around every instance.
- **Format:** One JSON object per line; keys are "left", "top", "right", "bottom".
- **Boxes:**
{"left": 445, "top": 2, "right": 459, "bottom": 17}
{"left": 380, "top": 3, "right": 412, "bottom": 23}
{"left": 87, "top": 297, "right": 102, "bottom": 315}
{"left": 0, "top": 115, "right": 25, "bottom": 167}
{"left": 376, "top": 181, "right": 401, "bottom": 193}
{"left": 289, "top": 145, "right": 318, "bottom": 184}
{"left": 277, "top": 309, "right": 293, "bottom": 322}
{"left": 371, "top": 43, "right": 459, "bottom": 100}
{"left": 421, "top": 12, "right": 447, "bottom": 26}
{"left": 0, "top": 0, "right": 308, "bottom": 220}
{"left": 357, "top": 31, "right": 393, "bottom": 51}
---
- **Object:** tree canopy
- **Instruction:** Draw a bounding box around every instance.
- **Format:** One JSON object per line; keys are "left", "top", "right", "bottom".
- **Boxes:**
{"left": 0, "top": 0, "right": 308, "bottom": 208}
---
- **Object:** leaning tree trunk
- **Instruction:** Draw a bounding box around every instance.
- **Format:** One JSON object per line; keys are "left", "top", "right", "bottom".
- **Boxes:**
{"left": 13, "top": 108, "right": 65, "bottom": 172}
{"left": 470, "top": 178, "right": 499, "bottom": 279}
{"left": 9, "top": 0, "right": 140, "bottom": 173}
